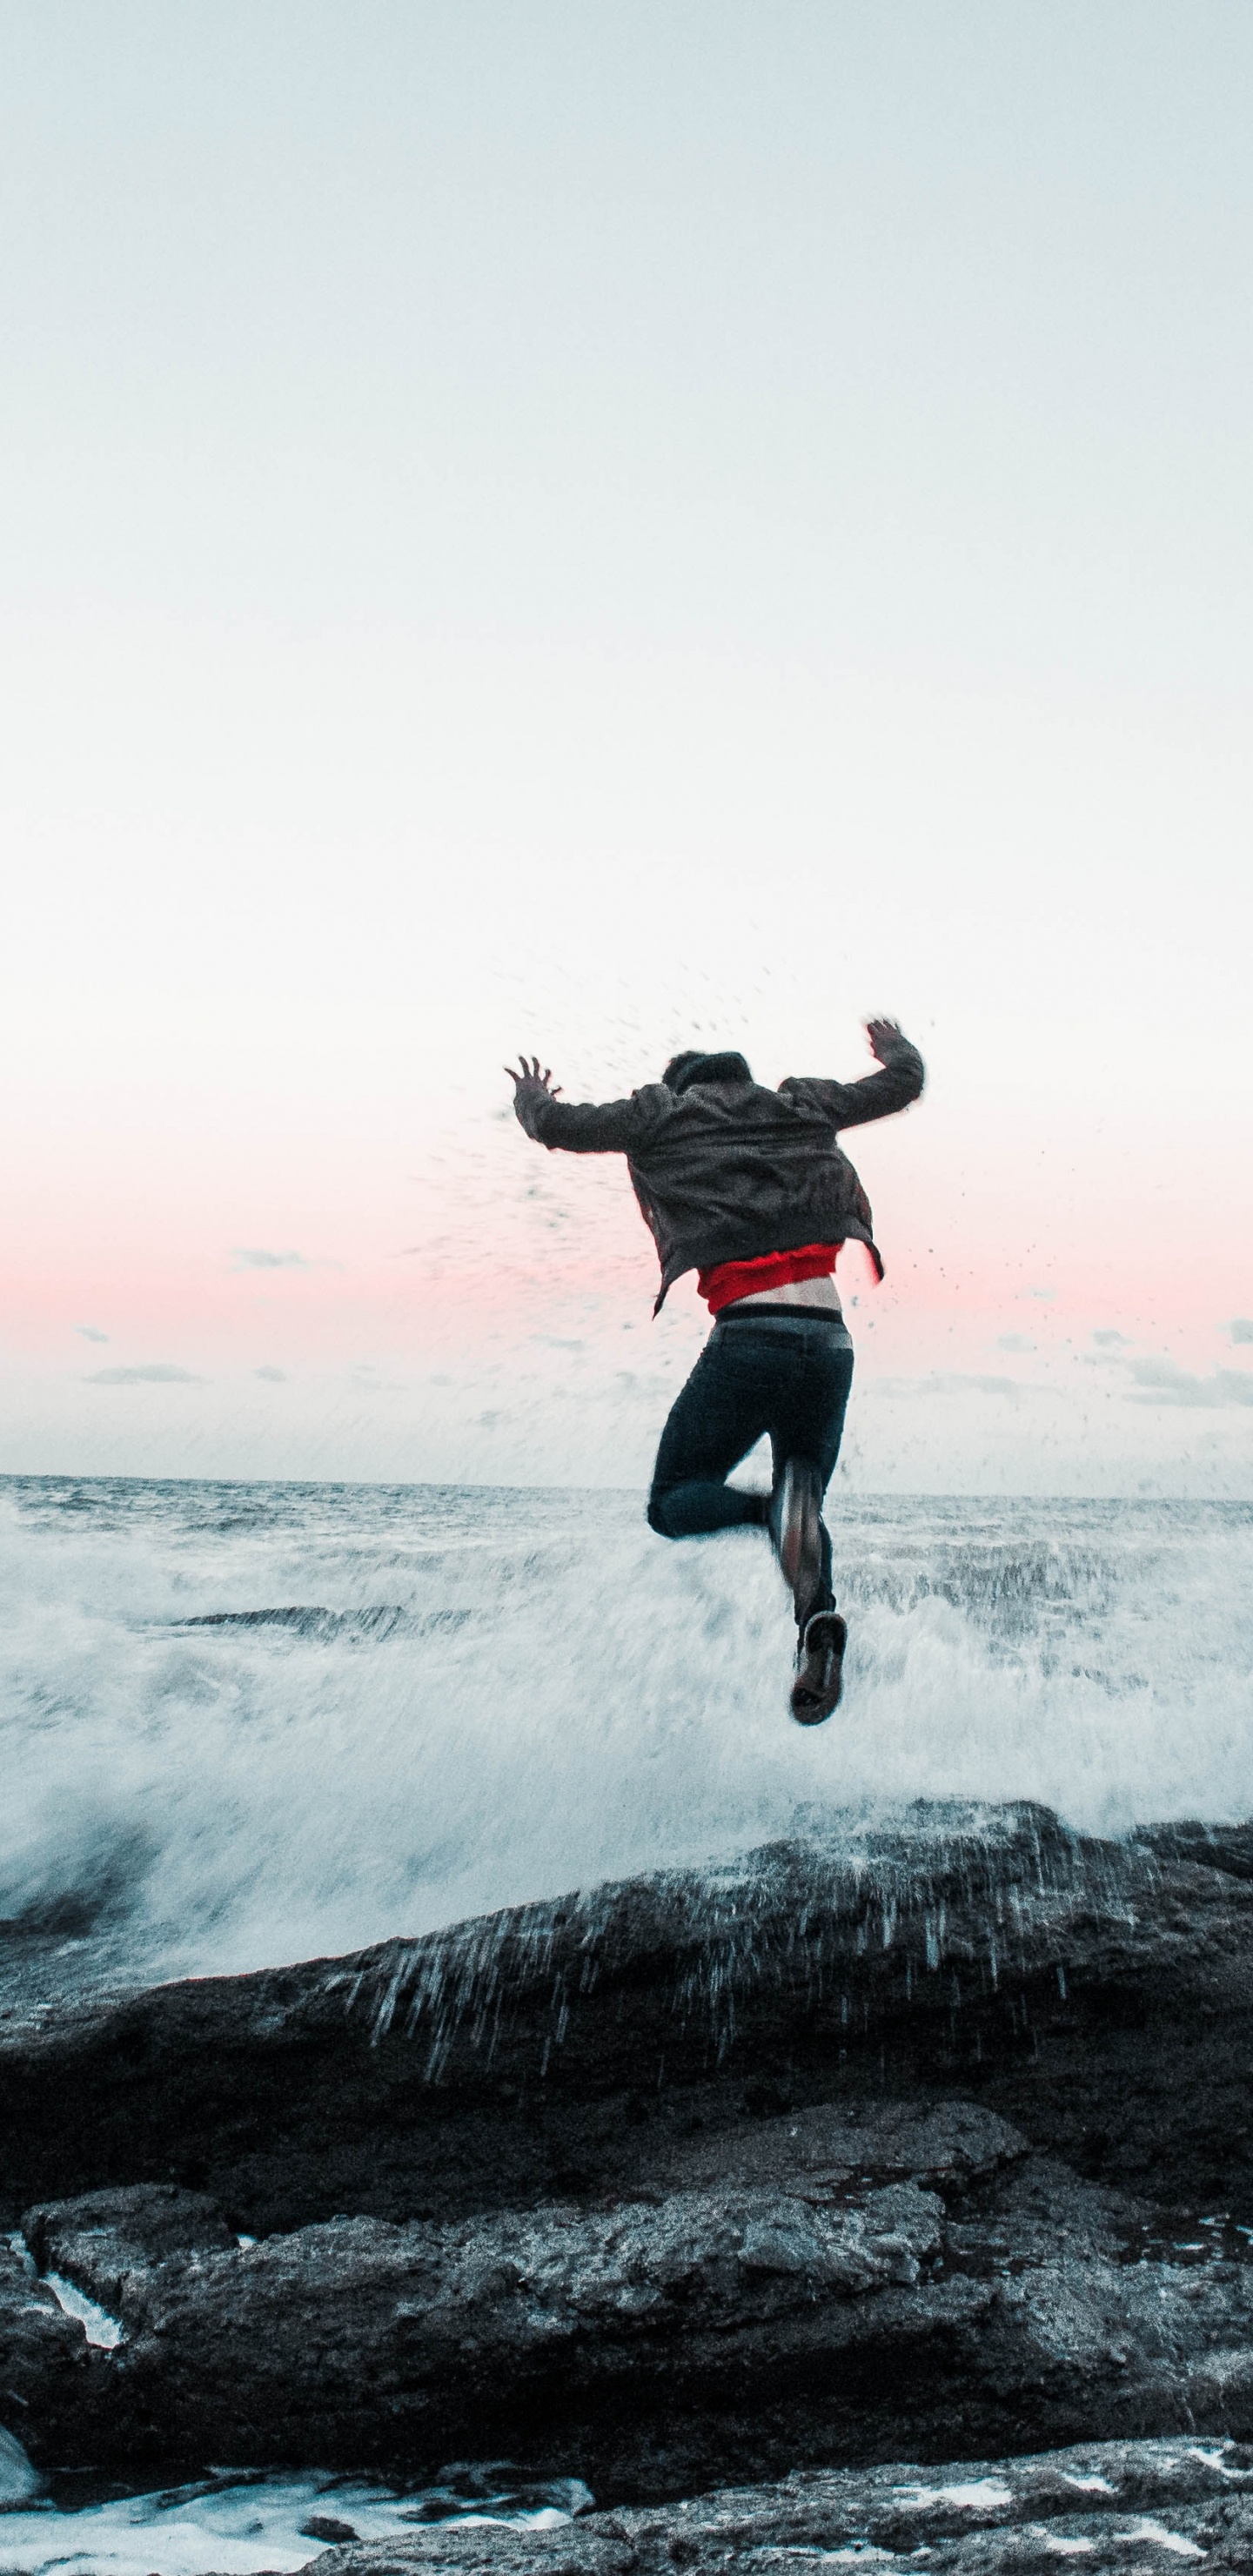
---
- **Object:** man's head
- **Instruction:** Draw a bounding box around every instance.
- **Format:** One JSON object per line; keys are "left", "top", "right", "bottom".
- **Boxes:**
{"left": 662, "top": 1050, "right": 753, "bottom": 1095}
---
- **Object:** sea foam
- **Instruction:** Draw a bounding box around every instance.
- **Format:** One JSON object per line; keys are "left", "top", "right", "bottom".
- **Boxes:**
{"left": 1, "top": 1478, "right": 1250, "bottom": 1984}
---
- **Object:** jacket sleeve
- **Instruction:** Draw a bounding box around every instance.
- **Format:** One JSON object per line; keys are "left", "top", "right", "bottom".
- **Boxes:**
{"left": 514, "top": 1083, "right": 672, "bottom": 1156}
{"left": 781, "top": 1033, "right": 925, "bottom": 1130}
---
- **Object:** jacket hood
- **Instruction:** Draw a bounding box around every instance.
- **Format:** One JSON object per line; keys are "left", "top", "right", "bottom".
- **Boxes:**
{"left": 670, "top": 1050, "right": 753, "bottom": 1095}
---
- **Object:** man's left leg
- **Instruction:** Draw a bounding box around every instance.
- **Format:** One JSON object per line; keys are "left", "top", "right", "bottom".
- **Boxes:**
{"left": 647, "top": 1329, "right": 772, "bottom": 1541}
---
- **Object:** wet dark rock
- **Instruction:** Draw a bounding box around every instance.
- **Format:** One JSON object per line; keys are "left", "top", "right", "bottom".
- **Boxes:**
{"left": 305, "top": 2437, "right": 1253, "bottom": 2574}
{"left": 0, "top": 2225, "right": 112, "bottom": 2463}
{"left": 52, "top": 2168, "right": 944, "bottom": 2471}
{"left": 16, "top": 2116, "right": 1253, "bottom": 2495}
{"left": 23, "top": 2183, "right": 237, "bottom": 2308}
{"left": 1136, "top": 1821, "right": 1253, "bottom": 1884}
{"left": 4, "top": 1801, "right": 1253, "bottom": 2235}
{"left": 3, "top": 1803, "right": 1253, "bottom": 2493}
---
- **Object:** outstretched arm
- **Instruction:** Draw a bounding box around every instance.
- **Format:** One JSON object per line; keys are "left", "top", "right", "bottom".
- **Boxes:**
{"left": 506, "top": 1056, "right": 663, "bottom": 1153}
{"left": 782, "top": 1018, "right": 925, "bottom": 1130}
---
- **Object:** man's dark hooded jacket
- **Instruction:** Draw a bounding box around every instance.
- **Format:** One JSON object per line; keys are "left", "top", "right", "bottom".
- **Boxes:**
{"left": 516, "top": 1031, "right": 925, "bottom": 1311}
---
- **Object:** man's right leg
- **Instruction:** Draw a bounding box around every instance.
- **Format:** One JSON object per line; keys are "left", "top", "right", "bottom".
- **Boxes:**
{"left": 647, "top": 1331, "right": 771, "bottom": 1541}
{"left": 766, "top": 1334, "right": 854, "bottom": 1624}
{"left": 764, "top": 1330, "right": 855, "bottom": 1722}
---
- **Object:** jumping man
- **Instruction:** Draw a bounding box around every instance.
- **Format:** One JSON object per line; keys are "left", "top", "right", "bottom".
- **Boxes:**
{"left": 507, "top": 1020, "right": 925, "bottom": 1724}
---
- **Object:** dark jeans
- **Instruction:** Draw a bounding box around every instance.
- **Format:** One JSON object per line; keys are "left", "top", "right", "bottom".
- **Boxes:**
{"left": 647, "top": 1313, "right": 854, "bottom": 1620}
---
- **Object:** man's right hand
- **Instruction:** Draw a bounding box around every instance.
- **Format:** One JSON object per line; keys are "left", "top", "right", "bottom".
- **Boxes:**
{"left": 506, "top": 1056, "right": 563, "bottom": 1128}
{"left": 865, "top": 1017, "right": 905, "bottom": 1063}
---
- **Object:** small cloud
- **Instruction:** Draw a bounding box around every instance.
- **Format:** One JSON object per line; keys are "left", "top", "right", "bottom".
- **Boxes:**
{"left": 874, "top": 1372, "right": 1052, "bottom": 1402}
{"left": 1020, "top": 1286, "right": 1056, "bottom": 1302}
{"left": 1128, "top": 1358, "right": 1253, "bottom": 1409}
{"left": 949, "top": 1373, "right": 1038, "bottom": 1399}
{"left": 995, "top": 1333, "right": 1035, "bottom": 1354}
{"left": 75, "top": 1325, "right": 110, "bottom": 1343}
{"left": 88, "top": 1364, "right": 202, "bottom": 1385}
{"left": 1230, "top": 1318, "right": 1253, "bottom": 1345}
{"left": 231, "top": 1248, "right": 309, "bottom": 1270}
{"left": 1093, "top": 1328, "right": 1130, "bottom": 1348}
{"left": 254, "top": 1365, "right": 287, "bottom": 1383}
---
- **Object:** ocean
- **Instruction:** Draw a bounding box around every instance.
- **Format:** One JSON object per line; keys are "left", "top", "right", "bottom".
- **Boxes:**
{"left": 5, "top": 1475, "right": 1253, "bottom": 1992}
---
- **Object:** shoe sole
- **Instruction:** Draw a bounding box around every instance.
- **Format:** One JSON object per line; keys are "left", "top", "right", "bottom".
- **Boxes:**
{"left": 790, "top": 1613, "right": 848, "bottom": 1727}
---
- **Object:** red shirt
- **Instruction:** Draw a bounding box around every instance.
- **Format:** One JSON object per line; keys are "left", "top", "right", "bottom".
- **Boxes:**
{"left": 697, "top": 1243, "right": 838, "bottom": 1316}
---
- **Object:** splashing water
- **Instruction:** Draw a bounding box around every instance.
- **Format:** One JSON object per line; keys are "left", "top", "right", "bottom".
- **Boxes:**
{"left": 0, "top": 2460, "right": 590, "bottom": 2576}
{"left": 2, "top": 1478, "right": 1251, "bottom": 1984}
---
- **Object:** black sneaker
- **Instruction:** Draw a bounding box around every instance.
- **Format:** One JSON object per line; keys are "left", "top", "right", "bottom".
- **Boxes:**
{"left": 767, "top": 1460, "right": 823, "bottom": 1626}
{"left": 790, "top": 1611, "right": 848, "bottom": 1726}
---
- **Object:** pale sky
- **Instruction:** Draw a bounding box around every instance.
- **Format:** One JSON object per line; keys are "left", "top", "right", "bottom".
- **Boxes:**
{"left": 2, "top": 0, "right": 1250, "bottom": 1491}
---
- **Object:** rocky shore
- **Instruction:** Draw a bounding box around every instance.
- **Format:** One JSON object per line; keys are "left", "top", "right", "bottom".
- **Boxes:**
{"left": 315, "top": 2438, "right": 1253, "bottom": 2574}
{"left": 4, "top": 1799, "right": 1253, "bottom": 2552}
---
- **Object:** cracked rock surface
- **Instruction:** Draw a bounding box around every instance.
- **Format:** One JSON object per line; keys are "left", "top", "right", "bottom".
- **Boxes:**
{"left": 12, "top": 2115, "right": 1253, "bottom": 2494}
{"left": 5, "top": 1803, "right": 1253, "bottom": 2498}
{"left": 302, "top": 2437, "right": 1253, "bottom": 2575}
